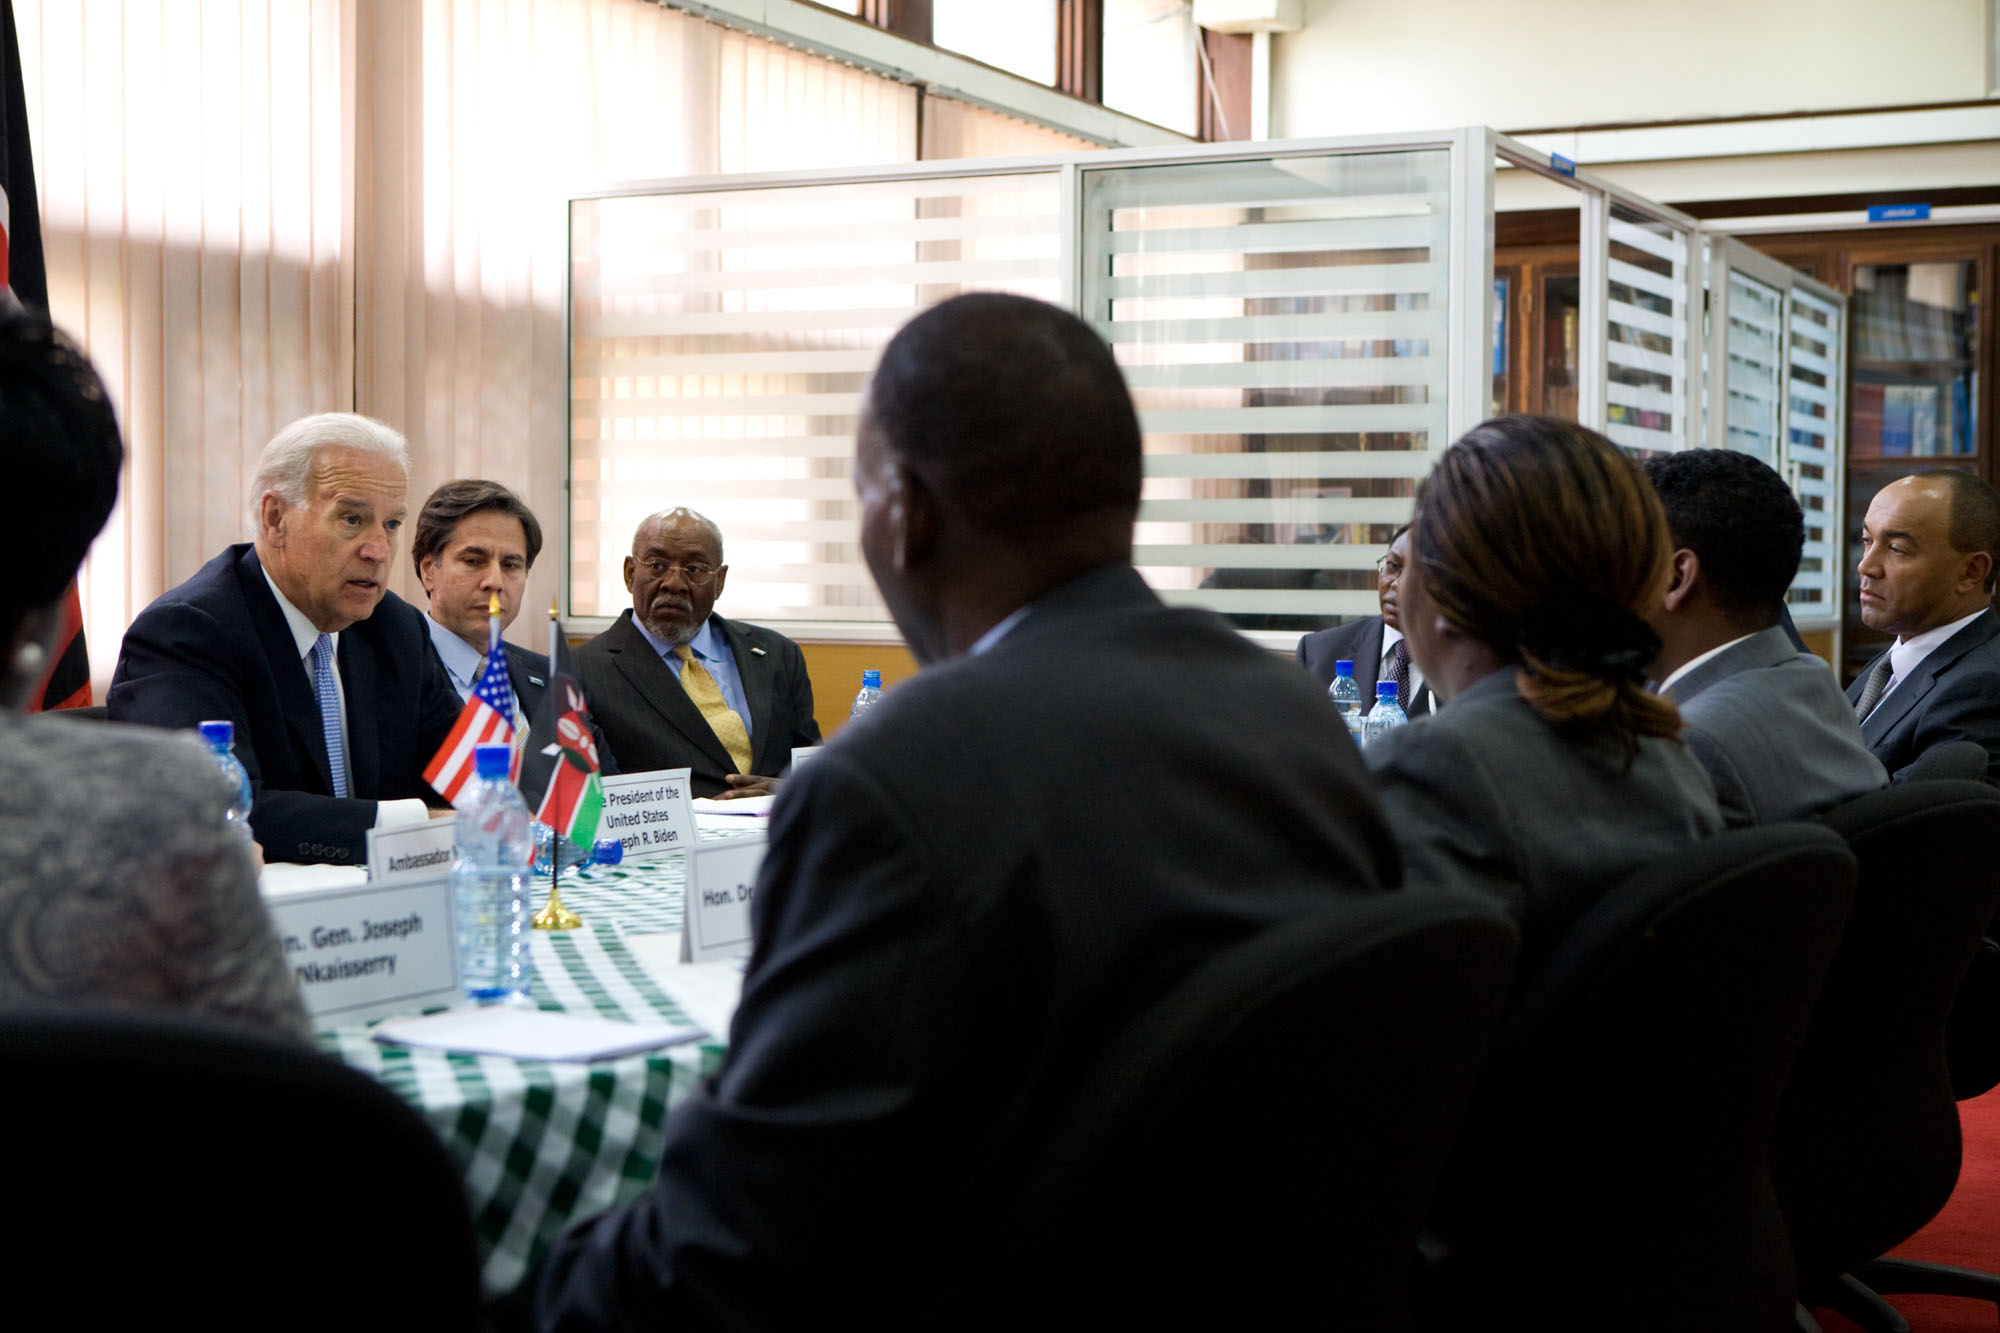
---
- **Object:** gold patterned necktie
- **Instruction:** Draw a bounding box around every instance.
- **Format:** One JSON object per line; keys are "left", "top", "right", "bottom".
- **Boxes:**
{"left": 674, "top": 644, "right": 754, "bottom": 774}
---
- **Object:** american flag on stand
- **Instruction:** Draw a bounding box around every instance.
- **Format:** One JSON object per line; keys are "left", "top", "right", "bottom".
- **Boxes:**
{"left": 424, "top": 637, "right": 520, "bottom": 807}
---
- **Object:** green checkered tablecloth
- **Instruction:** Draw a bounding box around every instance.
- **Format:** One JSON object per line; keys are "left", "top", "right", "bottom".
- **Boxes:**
{"left": 319, "top": 841, "right": 744, "bottom": 1294}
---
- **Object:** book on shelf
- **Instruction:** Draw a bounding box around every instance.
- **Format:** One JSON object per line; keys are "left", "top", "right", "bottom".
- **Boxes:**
{"left": 1881, "top": 385, "right": 1914, "bottom": 457}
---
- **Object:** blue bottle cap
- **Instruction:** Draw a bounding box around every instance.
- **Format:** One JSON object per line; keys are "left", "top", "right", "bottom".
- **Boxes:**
{"left": 1334, "top": 659, "right": 1354, "bottom": 675}
{"left": 198, "top": 719, "right": 234, "bottom": 747}
{"left": 591, "top": 838, "right": 624, "bottom": 866}
{"left": 473, "top": 743, "right": 512, "bottom": 778}
{"left": 861, "top": 669, "right": 882, "bottom": 688}
{"left": 1376, "top": 681, "right": 1398, "bottom": 700}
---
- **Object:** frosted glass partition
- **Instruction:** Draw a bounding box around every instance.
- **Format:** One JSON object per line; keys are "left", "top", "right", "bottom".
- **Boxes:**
{"left": 1720, "top": 268, "right": 1785, "bottom": 469}
{"left": 569, "top": 170, "right": 1062, "bottom": 624}
{"left": 1079, "top": 150, "right": 1454, "bottom": 626}
{"left": 1786, "top": 284, "right": 1846, "bottom": 622}
{"left": 1603, "top": 205, "right": 1692, "bottom": 454}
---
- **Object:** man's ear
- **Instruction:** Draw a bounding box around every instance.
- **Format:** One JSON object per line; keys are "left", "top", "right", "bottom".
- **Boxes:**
{"left": 1959, "top": 549, "right": 1993, "bottom": 598}
{"left": 257, "top": 492, "right": 289, "bottom": 546}
{"left": 1661, "top": 547, "right": 1700, "bottom": 613}
{"left": 889, "top": 461, "right": 938, "bottom": 572}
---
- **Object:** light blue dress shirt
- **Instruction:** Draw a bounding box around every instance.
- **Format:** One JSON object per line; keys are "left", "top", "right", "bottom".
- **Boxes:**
{"left": 632, "top": 615, "right": 754, "bottom": 737}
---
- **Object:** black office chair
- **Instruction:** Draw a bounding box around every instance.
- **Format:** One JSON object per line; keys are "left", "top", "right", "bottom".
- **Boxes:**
{"left": 938, "top": 894, "right": 1520, "bottom": 1332}
{"left": 1420, "top": 823, "right": 1858, "bottom": 1333}
{"left": 1902, "top": 739, "right": 1991, "bottom": 784}
{"left": 1775, "top": 779, "right": 2000, "bottom": 1332}
{"left": 0, "top": 1007, "right": 484, "bottom": 1331}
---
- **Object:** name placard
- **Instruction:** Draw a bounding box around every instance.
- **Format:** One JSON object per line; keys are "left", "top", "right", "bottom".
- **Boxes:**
{"left": 261, "top": 876, "right": 460, "bottom": 1025}
{"left": 789, "top": 745, "right": 824, "bottom": 773}
{"left": 367, "top": 817, "right": 457, "bottom": 884}
{"left": 597, "top": 769, "right": 696, "bottom": 862}
{"left": 682, "top": 833, "right": 768, "bottom": 963}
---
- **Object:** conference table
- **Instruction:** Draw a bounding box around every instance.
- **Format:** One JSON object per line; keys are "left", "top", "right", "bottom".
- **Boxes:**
{"left": 317, "top": 831, "right": 752, "bottom": 1294}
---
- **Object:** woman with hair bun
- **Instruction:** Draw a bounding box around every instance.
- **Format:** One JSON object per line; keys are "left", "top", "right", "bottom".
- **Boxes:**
{"left": 1366, "top": 415, "right": 1722, "bottom": 960}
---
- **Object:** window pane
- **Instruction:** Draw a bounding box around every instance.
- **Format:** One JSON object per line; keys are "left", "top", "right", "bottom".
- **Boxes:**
{"left": 1081, "top": 149, "right": 1455, "bottom": 632}
{"left": 932, "top": 0, "right": 1057, "bottom": 85}
{"left": 1102, "top": 0, "right": 1199, "bottom": 137}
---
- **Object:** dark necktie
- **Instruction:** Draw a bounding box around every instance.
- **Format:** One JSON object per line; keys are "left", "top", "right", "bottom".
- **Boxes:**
{"left": 1386, "top": 638, "right": 1411, "bottom": 712}
{"left": 1853, "top": 654, "right": 1894, "bottom": 724}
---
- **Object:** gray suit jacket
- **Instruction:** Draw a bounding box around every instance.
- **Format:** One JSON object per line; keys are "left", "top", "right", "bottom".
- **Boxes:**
{"left": 510, "top": 564, "right": 1401, "bottom": 1330}
{"left": 1295, "top": 616, "right": 1434, "bottom": 716}
{"left": 1364, "top": 668, "right": 1722, "bottom": 965}
{"left": 574, "top": 609, "right": 819, "bottom": 798}
{"left": 1847, "top": 609, "right": 2000, "bottom": 783}
{"left": 1661, "top": 624, "right": 1886, "bottom": 827}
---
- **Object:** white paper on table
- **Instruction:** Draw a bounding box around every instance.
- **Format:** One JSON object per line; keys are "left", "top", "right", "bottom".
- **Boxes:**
{"left": 372, "top": 1005, "right": 702, "bottom": 1061}
{"left": 692, "top": 794, "right": 774, "bottom": 819}
{"left": 619, "top": 929, "right": 747, "bottom": 1041}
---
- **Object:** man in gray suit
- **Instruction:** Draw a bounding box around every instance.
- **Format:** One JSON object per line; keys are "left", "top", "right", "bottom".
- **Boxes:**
{"left": 1294, "top": 525, "right": 1434, "bottom": 717}
{"left": 1645, "top": 450, "right": 1885, "bottom": 825}
{"left": 575, "top": 508, "right": 819, "bottom": 798}
{"left": 1846, "top": 469, "right": 2000, "bottom": 782}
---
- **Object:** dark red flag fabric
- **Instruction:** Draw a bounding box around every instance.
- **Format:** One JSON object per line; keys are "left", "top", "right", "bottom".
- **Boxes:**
{"left": 0, "top": 0, "right": 90, "bottom": 711}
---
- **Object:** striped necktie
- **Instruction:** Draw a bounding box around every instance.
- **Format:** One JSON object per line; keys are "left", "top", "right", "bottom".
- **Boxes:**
{"left": 1853, "top": 654, "right": 1895, "bottom": 724}
{"left": 1386, "top": 638, "right": 1412, "bottom": 713}
{"left": 311, "top": 633, "right": 350, "bottom": 799}
{"left": 674, "top": 644, "right": 754, "bottom": 774}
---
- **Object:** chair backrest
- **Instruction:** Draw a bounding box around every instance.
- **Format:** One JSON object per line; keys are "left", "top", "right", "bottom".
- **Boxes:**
{"left": 1902, "top": 739, "right": 1991, "bottom": 783}
{"left": 1425, "top": 823, "right": 1857, "bottom": 1333}
{"left": 941, "top": 894, "right": 1520, "bottom": 1333}
{"left": 0, "top": 1008, "right": 483, "bottom": 1330}
{"left": 1773, "top": 779, "right": 2000, "bottom": 1295}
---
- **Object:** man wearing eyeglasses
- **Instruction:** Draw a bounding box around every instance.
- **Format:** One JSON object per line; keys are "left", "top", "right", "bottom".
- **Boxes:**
{"left": 575, "top": 508, "right": 820, "bottom": 798}
{"left": 1295, "top": 524, "right": 1435, "bottom": 719}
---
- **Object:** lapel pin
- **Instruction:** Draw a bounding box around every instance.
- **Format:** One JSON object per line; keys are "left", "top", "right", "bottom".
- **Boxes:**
{"left": 750, "top": 646, "right": 767, "bottom": 656}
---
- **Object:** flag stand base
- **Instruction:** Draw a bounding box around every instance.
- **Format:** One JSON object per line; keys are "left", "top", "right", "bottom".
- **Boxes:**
{"left": 533, "top": 878, "right": 581, "bottom": 932}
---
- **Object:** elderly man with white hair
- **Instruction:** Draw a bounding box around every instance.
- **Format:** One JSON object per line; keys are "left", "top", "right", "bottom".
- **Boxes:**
{"left": 109, "top": 412, "right": 461, "bottom": 864}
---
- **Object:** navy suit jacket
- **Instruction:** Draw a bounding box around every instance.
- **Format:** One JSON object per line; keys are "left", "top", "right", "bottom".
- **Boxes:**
{"left": 505, "top": 564, "right": 1399, "bottom": 1329}
{"left": 1848, "top": 609, "right": 2000, "bottom": 783}
{"left": 1295, "top": 616, "right": 1435, "bottom": 716}
{"left": 574, "top": 609, "right": 819, "bottom": 798}
{"left": 106, "top": 544, "right": 462, "bottom": 864}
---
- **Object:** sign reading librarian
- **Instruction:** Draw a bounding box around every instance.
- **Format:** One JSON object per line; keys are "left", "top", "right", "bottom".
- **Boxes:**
{"left": 597, "top": 769, "right": 697, "bottom": 861}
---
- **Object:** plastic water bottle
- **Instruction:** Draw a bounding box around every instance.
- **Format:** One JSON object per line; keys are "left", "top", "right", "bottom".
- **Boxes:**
{"left": 1364, "top": 681, "right": 1409, "bottom": 746}
{"left": 531, "top": 820, "right": 592, "bottom": 878}
{"left": 453, "top": 743, "right": 535, "bottom": 1003}
{"left": 198, "top": 719, "right": 253, "bottom": 844}
{"left": 1329, "top": 659, "right": 1364, "bottom": 742}
{"left": 851, "top": 669, "right": 882, "bottom": 720}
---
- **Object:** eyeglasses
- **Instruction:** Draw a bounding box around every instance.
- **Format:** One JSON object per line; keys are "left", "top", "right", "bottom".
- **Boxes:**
{"left": 1375, "top": 555, "right": 1405, "bottom": 582}
{"left": 638, "top": 559, "right": 719, "bottom": 587}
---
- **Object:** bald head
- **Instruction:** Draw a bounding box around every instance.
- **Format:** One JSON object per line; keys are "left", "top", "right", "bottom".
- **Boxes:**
{"left": 625, "top": 507, "right": 728, "bottom": 647}
{"left": 1857, "top": 471, "right": 2000, "bottom": 639}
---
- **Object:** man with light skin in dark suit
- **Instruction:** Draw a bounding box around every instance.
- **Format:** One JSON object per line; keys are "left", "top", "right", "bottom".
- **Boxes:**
{"left": 501, "top": 292, "right": 1397, "bottom": 1331}
{"left": 1295, "top": 525, "right": 1434, "bottom": 717}
{"left": 575, "top": 508, "right": 818, "bottom": 799}
{"left": 411, "top": 479, "right": 617, "bottom": 772}
{"left": 1849, "top": 469, "right": 2000, "bottom": 782}
{"left": 1644, "top": 449, "right": 1885, "bottom": 826}
{"left": 108, "top": 413, "right": 462, "bottom": 863}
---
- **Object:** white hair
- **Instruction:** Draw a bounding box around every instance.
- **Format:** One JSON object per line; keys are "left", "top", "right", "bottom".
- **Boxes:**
{"left": 249, "top": 412, "right": 410, "bottom": 528}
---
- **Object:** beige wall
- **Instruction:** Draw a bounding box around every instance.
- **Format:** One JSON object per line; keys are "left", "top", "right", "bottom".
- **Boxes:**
{"left": 1273, "top": 0, "right": 1993, "bottom": 139}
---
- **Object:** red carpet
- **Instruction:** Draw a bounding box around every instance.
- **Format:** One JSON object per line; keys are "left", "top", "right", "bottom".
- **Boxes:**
{"left": 1813, "top": 1085, "right": 2000, "bottom": 1331}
